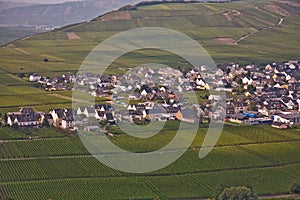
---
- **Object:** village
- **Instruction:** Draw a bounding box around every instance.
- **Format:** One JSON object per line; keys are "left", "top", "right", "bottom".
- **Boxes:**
{"left": 3, "top": 60, "right": 300, "bottom": 132}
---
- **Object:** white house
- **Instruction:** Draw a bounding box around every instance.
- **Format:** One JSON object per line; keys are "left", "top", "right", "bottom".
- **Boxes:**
{"left": 29, "top": 74, "right": 42, "bottom": 82}
{"left": 273, "top": 112, "right": 300, "bottom": 125}
{"left": 7, "top": 108, "right": 40, "bottom": 128}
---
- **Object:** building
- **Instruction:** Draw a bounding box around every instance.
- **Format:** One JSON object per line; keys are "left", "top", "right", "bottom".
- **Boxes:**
{"left": 7, "top": 108, "right": 41, "bottom": 128}
{"left": 29, "top": 74, "right": 42, "bottom": 82}
{"left": 272, "top": 112, "right": 300, "bottom": 125}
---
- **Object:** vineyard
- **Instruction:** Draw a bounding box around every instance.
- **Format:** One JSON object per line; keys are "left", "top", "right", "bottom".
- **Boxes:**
{"left": 0, "top": 124, "right": 299, "bottom": 199}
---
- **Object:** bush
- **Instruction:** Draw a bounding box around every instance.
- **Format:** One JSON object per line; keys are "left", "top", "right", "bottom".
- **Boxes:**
{"left": 218, "top": 186, "right": 258, "bottom": 200}
{"left": 291, "top": 183, "right": 300, "bottom": 194}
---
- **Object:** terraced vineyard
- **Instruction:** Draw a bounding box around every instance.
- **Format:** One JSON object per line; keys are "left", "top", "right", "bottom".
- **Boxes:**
{"left": 0, "top": 124, "right": 299, "bottom": 199}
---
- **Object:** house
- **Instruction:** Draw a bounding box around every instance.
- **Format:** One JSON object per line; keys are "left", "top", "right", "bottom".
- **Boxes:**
{"left": 29, "top": 74, "right": 42, "bottom": 82}
{"left": 95, "top": 110, "right": 106, "bottom": 121}
{"left": 51, "top": 109, "right": 64, "bottom": 126}
{"left": 244, "top": 118, "right": 273, "bottom": 125}
{"left": 40, "top": 114, "right": 54, "bottom": 126}
{"left": 106, "top": 113, "right": 115, "bottom": 124}
{"left": 93, "top": 104, "right": 114, "bottom": 112}
{"left": 209, "top": 95, "right": 222, "bottom": 101}
{"left": 271, "top": 122, "right": 288, "bottom": 129}
{"left": 225, "top": 102, "right": 235, "bottom": 114}
{"left": 234, "top": 102, "right": 248, "bottom": 113}
{"left": 61, "top": 116, "right": 75, "bottom": 129}
{"left": 272, "top": 112, "right": 300, "bottom": 125}
{"left": 50, "top": 108, "right": 75, "bottom": 129}
{"left": 225, "top": 114, "right": 248, "bottom": 124}
{"left": 146, "top": 107, "right": 168, "bottom": 121}
{"left": 176, "top": 108, "right": 196, "bottom": 123}
{"left": 165, "top": 105, "right": 180, "bottom": 119}
{"left": 7, "top": 108, "right": 41, "bottom": 128}
{"left": 77, "top": 106, "right": 96, "bottom": 118}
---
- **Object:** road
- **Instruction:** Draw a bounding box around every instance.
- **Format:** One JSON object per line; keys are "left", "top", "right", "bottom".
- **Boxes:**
{"left": 235, "top": 8, "right": 284, "bottom": 45}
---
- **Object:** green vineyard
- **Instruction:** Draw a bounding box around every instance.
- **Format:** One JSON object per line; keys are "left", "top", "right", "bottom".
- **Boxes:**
{"left": 0, "top": 124, "right": 299, "bottom": 199}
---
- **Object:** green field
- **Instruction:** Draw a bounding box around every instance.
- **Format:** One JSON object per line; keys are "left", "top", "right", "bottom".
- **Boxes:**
{"left": 0, "top": 124, "right": 299, "bottom": 199}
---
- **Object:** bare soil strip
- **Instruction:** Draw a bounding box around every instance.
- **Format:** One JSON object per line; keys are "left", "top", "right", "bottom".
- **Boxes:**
{"left": 214, "top": 38, "right": 236, "bottom": 46}
{"left": 97, "top": 10, "right": 132, "bottom": 21}
{"left": 66, "top": 32, "right": 81, "bottom": 40}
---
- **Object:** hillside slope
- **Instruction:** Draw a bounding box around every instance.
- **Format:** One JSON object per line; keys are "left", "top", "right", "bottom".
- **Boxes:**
{"left": 1, "top": 0, "right": 300, "bottom": 76}
{"left": 0, "top": 0, "right": 144, "bottom": 27}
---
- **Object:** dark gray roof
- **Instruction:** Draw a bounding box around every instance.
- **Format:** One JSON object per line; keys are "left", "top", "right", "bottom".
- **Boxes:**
{"left": 9, "top": 114, "right": 40, "bottom": 123}
{"left": 20, "top": 108, "right": 35, "bottom": 114}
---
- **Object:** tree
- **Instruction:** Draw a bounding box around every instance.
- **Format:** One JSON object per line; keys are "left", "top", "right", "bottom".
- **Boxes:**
{"left": 237, "top": 78, "right": 243, "bottom": 85}
{"left": 291, "top": 183, "right": 300, "bottom": 194}
{"left": 248, "top": 101, "right": 258, "bottom": 111}
{"left": 11, "top": 123, "right": 19, "bottom": 130}
{"left": 247, "top": 85, "right": 256, "bottom": 92}
{"left": 4, "top": 113, "right": 8, "bottom": 123}
{"left": 218, "top": 186, "right": 258, "bottom": 200}
{"left": 42, "top": 118, "right": 50, "bottom": 127}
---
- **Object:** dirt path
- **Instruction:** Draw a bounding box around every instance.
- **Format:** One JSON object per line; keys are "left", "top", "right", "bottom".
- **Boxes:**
{"left": 235, "top": 5, "right": 285, "bottom": 45}
{"left": 14, "top": 47, "right": 30, "bottom": 55}
{"left": 235, "top": 17, "right": 284, "bottom": 45}
{"left": 214, "top": 38, "right": 236, "bottom": 46}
